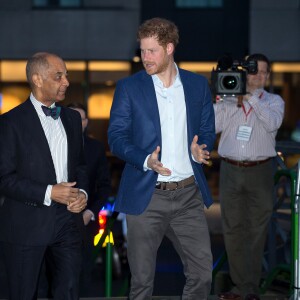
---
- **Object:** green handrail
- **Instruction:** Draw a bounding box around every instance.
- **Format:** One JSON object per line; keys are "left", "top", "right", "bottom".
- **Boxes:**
{"left": 97, "top": 211, "right": 119, "bottom": 297}
{"left": 105, "top": 233, "right": 113, "bottom": 297}
{"left": 260, "top": 169, "right": 297, "bottom": 294}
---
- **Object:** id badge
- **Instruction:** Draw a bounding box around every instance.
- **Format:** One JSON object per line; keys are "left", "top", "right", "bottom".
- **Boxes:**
{"left": 236, "top": 125, "right": 252, "bottom": 142}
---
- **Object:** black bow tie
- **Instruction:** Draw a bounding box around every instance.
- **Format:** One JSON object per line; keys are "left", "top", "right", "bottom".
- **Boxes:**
{"left": 41, "top": 106, "right": 61, "bottom": 120}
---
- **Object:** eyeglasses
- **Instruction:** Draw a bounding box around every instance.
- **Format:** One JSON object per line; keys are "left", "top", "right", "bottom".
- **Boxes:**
{"left": 256, "top": 70, "right": 269, "bottom": 76}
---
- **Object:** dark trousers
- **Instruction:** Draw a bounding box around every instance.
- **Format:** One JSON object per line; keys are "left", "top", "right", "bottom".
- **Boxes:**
{"left": 2, "top": 210, "right": 82, "bottom": 300}
{"left": 219, "top": 159, "right": 274, "bottom": 296}
{"left": 126, "top": 184, "right": 212, "bottom": 300}
{"left": 79, "top": 223, "right": 98, "bottom": 297}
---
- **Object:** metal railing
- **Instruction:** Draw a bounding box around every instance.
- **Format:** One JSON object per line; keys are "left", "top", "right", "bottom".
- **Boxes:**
{"left": 96, "top": 211, "right": 119, "bottom": 297}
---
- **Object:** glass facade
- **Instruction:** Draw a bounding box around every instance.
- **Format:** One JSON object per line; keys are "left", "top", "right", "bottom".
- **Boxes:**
{"left": 1, "top": 59, "right": 299, "bottom": 145}
{"left": 32, "top": 0, "right": 81, "bottom": 8}
{"left": 176, "top": 0, "right": 223, "bottom": 8}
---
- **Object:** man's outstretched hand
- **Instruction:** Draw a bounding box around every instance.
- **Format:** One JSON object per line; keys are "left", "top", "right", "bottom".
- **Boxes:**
{"left": 190, "top": 135, "right": 210, "bottom": 164}
{"left": 147, "top": 146, "right": 171, "bottom": 176}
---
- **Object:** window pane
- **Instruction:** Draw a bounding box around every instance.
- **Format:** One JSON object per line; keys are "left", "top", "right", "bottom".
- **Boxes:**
{"left": 176, "top": 0, "right": 223, "bottom": 8}
{"left": 33, "top": 0, "right": 48, "bottom": 6}
{"left": 60, "top": 0, "right": 81, "bottom": 7}
{"left": 33, "top": 0, "right": 81, "bottom": 7}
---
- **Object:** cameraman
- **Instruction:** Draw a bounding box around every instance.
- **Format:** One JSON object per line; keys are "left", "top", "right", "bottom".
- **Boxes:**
{"left": 214, "top": 53, "right": 284, "bottom": 300}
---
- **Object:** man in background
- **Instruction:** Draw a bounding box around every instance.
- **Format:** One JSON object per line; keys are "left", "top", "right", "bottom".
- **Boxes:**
{"left": 68, "top": 102, "right": 111, "bottom": 296}
{"left": 214, "top": 53, "right": 285, "bottom": 300}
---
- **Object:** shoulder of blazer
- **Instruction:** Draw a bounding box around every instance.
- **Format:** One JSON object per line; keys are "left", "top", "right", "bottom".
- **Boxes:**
{"left": 119, "top": 69, "right": 150, "bottom": 86}
{"left": 178, "top": 68, "right": 207, "bottom": 83}
{"left": 1, "top": 98, "right": 33, "bottom": 122}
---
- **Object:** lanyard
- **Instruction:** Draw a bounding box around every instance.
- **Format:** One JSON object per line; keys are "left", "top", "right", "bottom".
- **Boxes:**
{"left": 241, "top": 104, "right": 253, "bottom": 121}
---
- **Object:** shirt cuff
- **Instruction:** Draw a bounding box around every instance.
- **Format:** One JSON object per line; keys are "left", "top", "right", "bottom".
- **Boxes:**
{"left": 44, "top": 185, "right": 52, "bottom": 206}
{"left": 143, "top": 154, "right": 152, "bottom": 171}
{"left": 79, "top": 189, "right": 88, "bottom": 201}
{"left": 192, "top": 154, "right": 201, "bottom": 164}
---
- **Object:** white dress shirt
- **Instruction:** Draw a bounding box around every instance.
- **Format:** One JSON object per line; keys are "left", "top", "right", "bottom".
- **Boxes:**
{"left": 30, "top": 94, "right": 68, "bottom": 206}
{"left": 147, "top": 64, "right": 194, "bottom": 182}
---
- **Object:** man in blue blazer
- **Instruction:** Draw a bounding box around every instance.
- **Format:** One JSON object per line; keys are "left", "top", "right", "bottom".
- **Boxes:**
{"left": 108, "top": 18, "right": 215, "bottom": 299}
{"left": 0, "top": 52, "right": 88, "bottom": 300}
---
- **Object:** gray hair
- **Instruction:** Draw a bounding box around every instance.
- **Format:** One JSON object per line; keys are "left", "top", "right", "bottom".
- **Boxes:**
{"left": 25, "top": 52, "right": 60, "bottom": 88}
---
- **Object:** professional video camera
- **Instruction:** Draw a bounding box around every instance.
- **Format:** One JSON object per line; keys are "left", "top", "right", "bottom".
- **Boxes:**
{"left": 211, "top": 55, "right": 258, "bottom": 95}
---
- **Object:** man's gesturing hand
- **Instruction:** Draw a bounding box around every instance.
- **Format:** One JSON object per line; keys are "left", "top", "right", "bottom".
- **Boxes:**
{"left": 147, "top": 146, "right": 171, "bottom": 176}
{"left": 190, "top": 135, "right": 210, "bottom": 165}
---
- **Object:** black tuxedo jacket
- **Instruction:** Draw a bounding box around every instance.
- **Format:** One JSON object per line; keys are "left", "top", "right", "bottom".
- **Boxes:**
{"left": 0, "top": 99, "right": 89, "bottom": 246}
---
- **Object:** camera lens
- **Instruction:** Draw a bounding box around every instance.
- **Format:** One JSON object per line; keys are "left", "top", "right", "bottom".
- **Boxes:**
{"left": 222, "top": 76, "right": 237, "bottom": 90}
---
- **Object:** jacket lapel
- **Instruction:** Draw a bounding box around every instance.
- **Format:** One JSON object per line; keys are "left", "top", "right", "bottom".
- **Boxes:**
{"left": 59, "top": 107, "right": 72, "bottom": 177}
{"left": 178, "top": 69, "right": 194, "bottom": 142}
{"left": 140, "top": 72, "right": 162, "bottom": 144}
{"left": 23, "top": 99, "right": 56, "bottom": 173}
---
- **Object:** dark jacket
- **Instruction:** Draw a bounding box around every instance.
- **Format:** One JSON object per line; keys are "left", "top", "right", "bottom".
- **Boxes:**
{"left": 0, "top": 99, "right": 89, "bottom": 245}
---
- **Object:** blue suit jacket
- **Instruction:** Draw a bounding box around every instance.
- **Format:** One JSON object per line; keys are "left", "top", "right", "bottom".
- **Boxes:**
{"left": 108, "top": 68, "right": 215, "bottom": 215}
